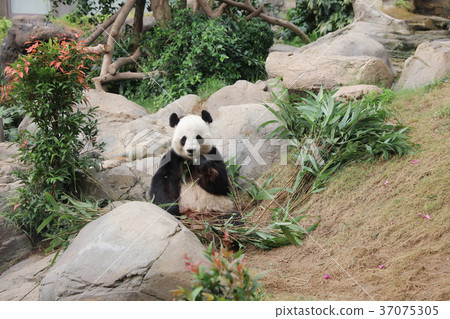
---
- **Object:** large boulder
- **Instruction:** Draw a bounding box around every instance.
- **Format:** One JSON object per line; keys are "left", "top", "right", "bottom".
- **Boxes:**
{"left": 0, "top": 216, "right": 32, "bottom": 272}
{"left": 266, "top": 52, "right": 393, "bottom": 91}
{"left": 296, "top": 32, "right": 395, "bottom": 74}
{"left": 396, "top": 40, "right": 450, "bottom": 90}
{"left": 204, "top": 80, "right": 274, "bottom": 118}
{"left": 39, "top": 202, "right": 207, "bottom": 301}
{"left": 211, "top": 103, "right": 282, "bottom": 180}
{"left": 0, "top": 15, "right": 73, "bottom": 72}
{"left": 78, "top": 90, "right": 149, "bottom": 159}
{"left": 0, "top": 253, "right": 55, "bottom": 301}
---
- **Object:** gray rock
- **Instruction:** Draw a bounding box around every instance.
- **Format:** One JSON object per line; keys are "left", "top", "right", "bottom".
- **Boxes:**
{"left": 0, "top": 253, "right": 55, "bottom": 301}
{"left": 155, "top": 94, "right": 201, "bottom": 126}
{"left": 296, "top": 32, "right": 395, "bottom": 74}
{"left": 0, "top": 216, "right": 32, "bottom": 272}
{"left": 204, "top": 80, "right": 274, "bottom": 118}
{"left": 0, "top": 15, "right": 73, "bottom": 72}
{"left": 333, "top": 84, "right": 383, "bottom": 101}
{"left": 211, "top": 103, "right": 282, "bottom": 180}
{"left": 39, "top": 202, "right": 207, "bottom": 301}
{"left": 396, "top": 40, "right": 450, "bottom": 90}
{"left": 266, "top": 52, "right": 393, "bottom": 91}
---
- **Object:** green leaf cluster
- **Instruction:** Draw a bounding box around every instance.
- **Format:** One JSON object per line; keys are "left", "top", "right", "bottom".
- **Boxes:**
{"left": 129, "top": 7, "right": 273, "bottom": 108}
{"left": 1, "top": 38, "right": 102, "bottom": 241}
{"left": 263, "top": 88, "right": 416, "bottom": 192}
{"left": 174, "top": 245, "right": 263, "bottom": 301}
{"left": 283, "top": 0, "right": 354, "bottom": 42}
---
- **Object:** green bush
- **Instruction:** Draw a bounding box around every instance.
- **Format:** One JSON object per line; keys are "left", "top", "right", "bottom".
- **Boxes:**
{"left": 128, "top": 8, "right": 273, "bottom": 109}
{"left": 283, "top": 0, "right": 354, "bottom": 43}
{"left": 0, "top": 17, "right": 12, "bottom": 43}
{"left": 263, "top": 88, "right": 416, "bottom": 192}
{"left": 173, "top": 243, "right": 263, "bottom": 301}
{"left": 1, "top": 37, "right": 102, "bottom": 240}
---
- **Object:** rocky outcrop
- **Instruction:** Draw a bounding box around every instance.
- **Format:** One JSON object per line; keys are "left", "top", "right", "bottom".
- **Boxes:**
{"left": 203, "top": 80, "right": 275, "bottom": 118}
{"left": 39, "top": 202, "right": 207, "bottom": 301}
{"left": 211, "top": 103, "right": 281, "bottom": 180}
{"left": 396, "top": 40, "right": 450, "bottom": 90}
{"left": 266, "top": 52, "right": 393, "bottom": 91}
{"left": 296, "top": 32, "right": 395, "bottom": 74}
{"left": 333, "top": 84, "right": 383, "bottom": 101}
{"left": 0, "top": 216, "right": 32, "bottom": 272}
{"left": 0, "top": 15, "right": 73, "bottom": 72}
{"left": 0, "top": 254, "right": 55, "bottom": 301}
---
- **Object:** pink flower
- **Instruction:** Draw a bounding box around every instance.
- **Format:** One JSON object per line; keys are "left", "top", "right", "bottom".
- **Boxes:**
{"left": 417, "top": 212, "right": 422, "bottom": 217}
{"left": 323, "top": 273, "right": 332, "bottom": 279}
{"left": 378, "top": 265, "right": 385, "bottom": 269}
{"left": 391, "top": 221, "right": 396, "bottom": 225}
{"left": 423, "top": 214, "right": 431, "bottom": 219}
{"left": 382, "top": 180, "right": 389, "bottom": 186}
{"left": 412, "top": 160, "right": 418, "bottom": 164}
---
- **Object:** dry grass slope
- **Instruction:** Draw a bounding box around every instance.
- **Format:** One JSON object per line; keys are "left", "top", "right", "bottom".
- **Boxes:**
{"left": 247, "top": 82, "right": 450, "bottom": 301}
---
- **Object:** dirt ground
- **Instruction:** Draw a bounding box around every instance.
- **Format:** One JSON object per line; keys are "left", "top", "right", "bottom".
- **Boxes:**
{"left": 246, "top": 82, "right": 450, "bottom": 301}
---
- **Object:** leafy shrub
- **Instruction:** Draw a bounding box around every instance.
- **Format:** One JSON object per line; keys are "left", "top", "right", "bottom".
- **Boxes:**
{"left": 1, "top": 37, "right": 102, "bottom": 240}
{"left": 131, "top": 7, "right": 273, "bottom": 108}
{"left": 263, "top": 88, "right": 415, "bottom": 192}
{"left": 283, "top": 0, "right": 354, "bottom": 43}
{"left": 0, "top": 104, "right": 23, "bottom": 141}
{"left": 0, "top": 17, "right": 12, "bottom": 43}
{"left": 173, "top": 243, "right": 263, "bottom": 301}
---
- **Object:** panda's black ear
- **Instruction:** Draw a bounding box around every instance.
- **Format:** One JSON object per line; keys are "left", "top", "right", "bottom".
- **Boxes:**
{"left": 169, "top": 113, "right": 180, "bottom": 128}
{"left": 201, "top": 110, "right": 213, "bottom": 124}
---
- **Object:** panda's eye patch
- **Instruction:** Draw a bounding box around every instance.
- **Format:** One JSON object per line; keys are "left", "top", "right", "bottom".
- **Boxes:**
{"left": 180, "top": 136, "right": 187, "bottom": 146}
{"left": 196, "top": 135, "right": 204, "bottom": 144}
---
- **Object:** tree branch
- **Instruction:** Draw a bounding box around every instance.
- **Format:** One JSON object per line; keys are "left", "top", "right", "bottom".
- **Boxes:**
{"left": 218, "top": 0, "right": 310, "bottom": 43}
{"left": 107, "top": 48, "right": 142, "bottom": 75}
{"left": 83, "top": 8, "right": 122, "bottom": 46}
{"left": 246, "top": 4, "right": 264, "bottom": 21}
{"left": 196, "top": 0, "right": 227, "bottom": 19}
{"left": 99, "top": 0, "right": 137, "bottom": 90}
{"left": 93, "top": 71, "right": 164, "bottom": 90}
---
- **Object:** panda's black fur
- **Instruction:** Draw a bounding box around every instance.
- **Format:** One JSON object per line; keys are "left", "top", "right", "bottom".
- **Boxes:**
{"left": 149, "top": 110, "right": 238, "bottom": 220}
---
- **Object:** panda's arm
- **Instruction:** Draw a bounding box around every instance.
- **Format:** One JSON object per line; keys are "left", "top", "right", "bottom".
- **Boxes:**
{"left": 149, "top": 150, "right": 182, "bottom": 216}
{"left": 197, "top": 147, "right": 231, "bottom": 196}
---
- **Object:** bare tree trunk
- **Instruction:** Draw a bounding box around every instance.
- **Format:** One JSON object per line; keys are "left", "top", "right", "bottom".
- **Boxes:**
{"left": 133, "top": 0, "right": 146, "bottom": 50}
{"left": 97, "top": 0, "right": 137, "bottom": 90}
{"left": 150, "top": 0, "right": 172, "bottom": 26}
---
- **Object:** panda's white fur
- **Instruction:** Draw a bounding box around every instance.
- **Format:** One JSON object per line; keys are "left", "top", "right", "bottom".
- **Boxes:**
{"left": 150, "top": 110, "right": 239, "bottom": 220}
{"left": 171, "top": 114, "right": 213, "bottom": 160}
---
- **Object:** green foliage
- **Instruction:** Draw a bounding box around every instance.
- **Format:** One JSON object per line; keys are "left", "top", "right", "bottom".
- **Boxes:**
{"left": 263, "top": 88, "right": 416, "bottom": 192}
{"left": 282, "top": 0, "right": 354, "bottom": 42}
{"left": 394, "top": 0, "right": 412, "bottom": 11}
{"left": 173, "top": 244, "right": 263, "bottom": 301}
{"left": 0, "top": 104, "right": 23, "bottom": 141}
{"left": 1, "top": 38, "right": 102, "bottom": 240}
{"left": 197, "top": 77, "right": 228, "bottom": 101}
{"left": 49, "top": 0, "right": 120, "bottom": 23}
{"left": 39, "top": 193, "right": 107, "bottom": 260}
{"left": 133, "top": 7, "right": 273, "bottom": 108}
{"left": 0, "top": 17, "right": 12, "bottom": 43}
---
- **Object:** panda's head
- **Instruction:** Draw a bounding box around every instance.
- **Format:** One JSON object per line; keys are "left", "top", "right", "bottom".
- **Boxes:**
{"left": 170, "top": 110, "right": 214, "bottom": 159}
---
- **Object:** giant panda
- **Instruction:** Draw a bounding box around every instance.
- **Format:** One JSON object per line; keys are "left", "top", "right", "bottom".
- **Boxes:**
{"left": 150, "top": 110, "right": 239, "bottom": 221}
